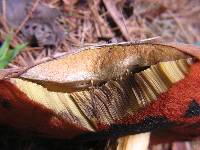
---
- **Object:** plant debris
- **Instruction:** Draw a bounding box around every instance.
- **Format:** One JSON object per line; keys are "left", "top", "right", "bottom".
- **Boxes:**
{"left": 0, "top": 0, "right": 64, "bottom": 49}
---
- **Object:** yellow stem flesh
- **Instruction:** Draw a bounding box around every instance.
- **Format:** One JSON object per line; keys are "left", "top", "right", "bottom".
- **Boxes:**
{"left": 11, "top": 59, "right": 193, "bottom": 131}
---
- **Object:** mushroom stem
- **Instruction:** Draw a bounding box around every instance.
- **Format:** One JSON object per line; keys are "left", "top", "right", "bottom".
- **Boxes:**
{"left": 117, "top": 132, "right": 150, "bottom": 150}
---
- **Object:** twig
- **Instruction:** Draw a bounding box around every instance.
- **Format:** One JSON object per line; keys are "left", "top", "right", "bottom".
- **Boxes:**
{"left": 15, "top": 0, "right": 41, "bottom": 35}
{"left": 1, "top": 0, "right": 9, "bottom": 32}
{"left": 120, "top": 8, "right": 132, "bottom": 41}
{"left": 103, "top": 0, "right": 131, "bottom": 41}
{"left": 0, "top": 68, "right": 26, "bottom": 80}
{"left": 88, "top": 1, "right": 114, "bottom": 38}
{"left": 167, "top": 10, "right": 193, "bottom": 43}
{"left": 49, "top": 0, "right": 60, "bottom": 5}
{"left": 0, "top": 17, "right": 9, "bottom": 33}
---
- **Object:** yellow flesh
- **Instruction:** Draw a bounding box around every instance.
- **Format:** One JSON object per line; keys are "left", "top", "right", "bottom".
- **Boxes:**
{"left": 11, "top": 59, "right": 193, "bottom": 131}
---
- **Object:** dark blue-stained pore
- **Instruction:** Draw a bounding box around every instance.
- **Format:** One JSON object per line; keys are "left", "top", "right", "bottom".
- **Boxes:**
{"left": 185, "top": 99, "right": 200, "bottom": 117}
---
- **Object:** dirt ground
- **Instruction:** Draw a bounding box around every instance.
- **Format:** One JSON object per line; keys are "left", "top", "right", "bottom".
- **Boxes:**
{"left": 0, "top": 0, "right": 200, "bottom": 149}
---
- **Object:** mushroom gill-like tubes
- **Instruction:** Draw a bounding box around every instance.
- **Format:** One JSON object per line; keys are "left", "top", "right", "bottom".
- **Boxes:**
{"left": 0, "top": 42, "right": 200, "bottom": 141}
{"left": 0, "top": 80, "right": 89, "bottom": 138}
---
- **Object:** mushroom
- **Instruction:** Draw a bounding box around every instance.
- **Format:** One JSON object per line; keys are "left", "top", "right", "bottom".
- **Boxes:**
{"left": 0, "top": 42, "right": 200, "bottom": 149}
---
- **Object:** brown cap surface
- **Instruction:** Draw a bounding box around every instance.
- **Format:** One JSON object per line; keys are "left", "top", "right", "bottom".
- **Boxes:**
{"left": 21, "top": 43, "right": 190, "bottom": 85}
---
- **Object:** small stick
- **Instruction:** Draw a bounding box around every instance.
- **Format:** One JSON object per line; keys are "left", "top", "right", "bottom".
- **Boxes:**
{"left": 1, "top": 0, "right": 9, "bottom": 32}
{"left": 15, "top": 0, "right": 41, "bottom": 35}
{"left": 103, "top": 0, "right": 131, "bottom": 41}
